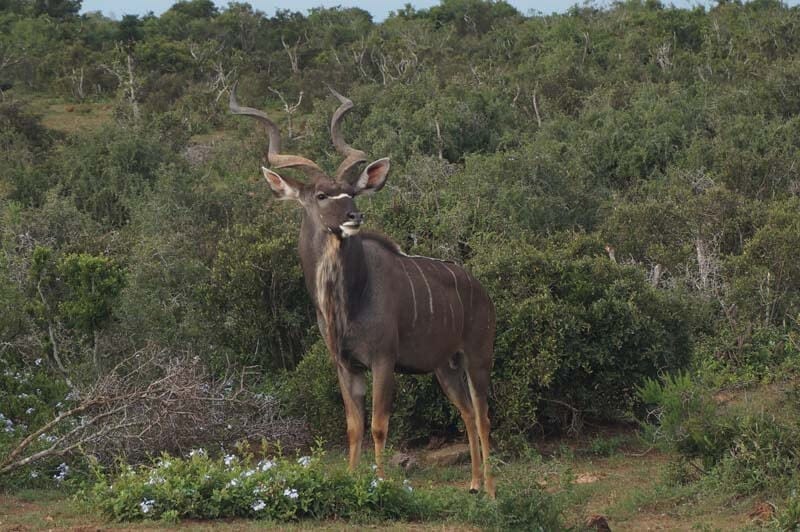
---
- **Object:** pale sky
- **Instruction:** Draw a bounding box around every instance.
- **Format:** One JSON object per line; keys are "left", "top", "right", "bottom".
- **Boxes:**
{"left": 81, "top": 0, "right": 721, "bottom": 21}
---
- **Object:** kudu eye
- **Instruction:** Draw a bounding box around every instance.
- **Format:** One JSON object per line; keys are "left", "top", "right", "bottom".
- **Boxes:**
{"left": 316, "top": 192, "right": 327, "bottom": 201}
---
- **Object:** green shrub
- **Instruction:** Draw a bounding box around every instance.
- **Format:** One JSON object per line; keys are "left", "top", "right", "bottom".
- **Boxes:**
{"left": 57, "top": 124, "right": 181, "bottom": 227}
{"left": 469, "top": 234, "right": 695, "bottom": 440}
{"left": 452, "top": 479, "right": 565, "bottom": 531}
{"left": 585, "top": 435, "right": 625, "bottom": 457}
{"left": 692, "top": 324, "right": 800, "bottom": 383}
{"left": 638, "top": 373, "right": 736, "bottom": 468}
{"left": 87, "top": 445, "right": 424, "bottom": 522}
{"left": 85, "top": 445, "right": 565, "bottom": 529}
{"left": 278, "top": 341, "right": 342, "bottom": 445}
{"left": 280, "top": 341, "right": 460, "bottom": 446}
{"left": 711, "top": 414, "right": 800, "bottom": 495}
{"left": 0, "top": 355, "right": 75, "bottom": 490}
{"left": 204, "top": 224, "right": 313, "bottom": 371}
{"left": 640, "top": 374, "right": 800, "bottom": 495}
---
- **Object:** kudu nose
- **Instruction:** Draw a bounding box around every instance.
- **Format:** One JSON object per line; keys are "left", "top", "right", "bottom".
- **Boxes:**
{"left": 347, "top": 211, "right": 364, "bottom": 224}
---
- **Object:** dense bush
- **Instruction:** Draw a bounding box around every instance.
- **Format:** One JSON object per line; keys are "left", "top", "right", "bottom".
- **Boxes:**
{"left": 472, "top": 235, "right": 695, "bottom": 439}
{"left": 639, "top": 373, "right": 800, "bottom": 494}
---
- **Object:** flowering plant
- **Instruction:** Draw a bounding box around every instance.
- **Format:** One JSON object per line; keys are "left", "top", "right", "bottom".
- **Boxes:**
{"left": 86, "top": 445, "right": 421, "bottom": 522}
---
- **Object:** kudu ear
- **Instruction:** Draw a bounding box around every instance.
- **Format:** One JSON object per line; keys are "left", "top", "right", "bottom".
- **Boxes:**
{"left": 261, "top": 167, "right": 303, "bottom": 201}
{"left": 353, "top": 158, "right": 390, "bottom": 196}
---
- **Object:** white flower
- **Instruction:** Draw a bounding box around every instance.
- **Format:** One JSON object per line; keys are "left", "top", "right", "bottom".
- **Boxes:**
{"left": 403, "top": 479, "right": 413, "bottom": 492}
{"left": 139, "top": 498, "right": 155, "bottom": 514}
{"left": 370, "top": 478, "right": 383, "bottom": 489}
{"left": 158, "top": 459, "right": 172, "bottom": 469}
{"left": 251, "top": 499, "right": 266, "bottom": 512}
{"left": 258, "top": 459, "right": 275, "bottom": 472}
{"left": 53, "top": 462, "right": 69, "bottom": 482}
{"left": 371, "top": 464, "right": 378, "bottom": 471}
{"left": 147, "top": 473, "right": 165, "bottom": 485}
{"left": 189, "top": 448, "right": 206, "bottom": 458}
{"left": 283, "top": 488, "right": 299, "bottom": 499}
{"left": 30, "top": 470, "right": 39, "bottom": 478}
{"left": 226, "top": 424, "right": 232, "bottom": 430}
{"left": 228, "top": 478, "right": 240, "bottom": 488}
{"left": 242, "top": 469, "right": 255, "bottom": 478}
{"left": 297, "top": 456, "right": 311, "bottom": 467}
{"left": 223, "top": 454, "right": 236, "bottom": 466}
{"left": 25, "top": 407, "right": 35, "bottom": 415}
{"left": 34, "top": 358, "right": 42, "bottom": 366}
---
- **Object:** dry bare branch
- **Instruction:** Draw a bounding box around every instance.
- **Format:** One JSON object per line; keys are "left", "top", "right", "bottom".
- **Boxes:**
{"left": 0, "top": 347, "right": 309, "bottom": 475}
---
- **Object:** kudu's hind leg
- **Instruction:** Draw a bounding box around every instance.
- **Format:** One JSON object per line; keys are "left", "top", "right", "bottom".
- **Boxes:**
{"left": 371, "top": 361, "right": 395, "bottom": 478}
{"left": 336, "top": 365, "right": 366, "bottom": 470}
{"left": 466, "top": 366, "right": 495, "bottom": 499}
{"left": 435, "top": 366, "right": 482, "bottom": 492}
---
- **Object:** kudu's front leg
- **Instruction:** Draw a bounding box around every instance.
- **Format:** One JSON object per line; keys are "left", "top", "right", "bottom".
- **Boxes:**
{"left": 371, "top": 361, "right": 395, "bottom": 478}
{"left": 336, "top": 364, "right": 366, "bottom": 470}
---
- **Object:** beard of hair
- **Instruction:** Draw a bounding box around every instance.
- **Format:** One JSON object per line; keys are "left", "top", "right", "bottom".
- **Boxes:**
{"left": 316, "top": 233, "right": 348, "bottom": 362}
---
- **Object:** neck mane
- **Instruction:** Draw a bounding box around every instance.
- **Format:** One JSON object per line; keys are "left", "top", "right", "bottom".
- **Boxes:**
{"left": 300, "top": 215, "right": 369, "bottom": 362}
{"left": 315, "top": 233, "right": 347, "bottom": 360}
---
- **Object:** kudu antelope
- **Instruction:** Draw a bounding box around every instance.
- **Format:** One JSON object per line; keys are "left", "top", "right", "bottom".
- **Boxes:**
{"left": 231, "top": 86, "right": 496, "bottom": 497}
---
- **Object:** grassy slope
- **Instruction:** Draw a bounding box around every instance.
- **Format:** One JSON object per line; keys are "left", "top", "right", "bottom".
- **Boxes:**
{"left": 24, "top": 97, "right": 114, "bottom": 135}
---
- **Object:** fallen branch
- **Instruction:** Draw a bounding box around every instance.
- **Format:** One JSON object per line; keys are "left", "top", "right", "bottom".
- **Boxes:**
{"left": 0, "top": 347, "right": 309, "bottom": 475}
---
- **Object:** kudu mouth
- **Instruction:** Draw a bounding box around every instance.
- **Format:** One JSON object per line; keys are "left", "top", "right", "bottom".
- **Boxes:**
{"left": 340, "top": 220, "right": 362, "bottom": 237}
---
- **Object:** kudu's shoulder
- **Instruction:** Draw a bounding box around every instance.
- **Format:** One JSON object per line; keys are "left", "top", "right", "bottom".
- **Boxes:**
{"left": 360, "top": 231, "right": 405, "bottom": 256}
{"left": 361, "top": 232, "right": 461, "bottom": 268}
{"left": 359, "top": 232, "right": 483, "bottom": 287}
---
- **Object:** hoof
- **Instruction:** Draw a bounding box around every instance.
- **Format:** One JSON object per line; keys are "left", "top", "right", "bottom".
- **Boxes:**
{"left": 469, "top": 488, "right": 479, "bottom": 494}
{"left": 485, "top": 477, "right": 497, "bottom": 500}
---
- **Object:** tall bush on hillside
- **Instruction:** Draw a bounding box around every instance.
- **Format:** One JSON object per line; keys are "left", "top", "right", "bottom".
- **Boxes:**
{"left": 470, "top": 234, "right": 695, "bottom": 440}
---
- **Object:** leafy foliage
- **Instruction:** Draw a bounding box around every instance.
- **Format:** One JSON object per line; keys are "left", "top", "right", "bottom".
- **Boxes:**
{"left": 639, "top": 372, "right": 800, "bottom": 495}
{"left": 2, "top": 0, "right": 800, "bottom": 499}
{"left": 472, "top": 235, "right": 694, "bottom": 439}
{"left": 86, "top": 445, "right": 565, "bottom": 529}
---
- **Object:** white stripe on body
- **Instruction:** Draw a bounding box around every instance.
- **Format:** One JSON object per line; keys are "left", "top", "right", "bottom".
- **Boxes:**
{"left": 399, "top": 260, "right": 418, "bottom": 327}
{"left": 441, "top": 263, "right": 464, "bottom": 332}
{"left": 411, "top": 260, "right": 434, "bottom": 319}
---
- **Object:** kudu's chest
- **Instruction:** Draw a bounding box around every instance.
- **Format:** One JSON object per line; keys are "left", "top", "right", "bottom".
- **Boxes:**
{"left": 314, "top": 235, "right": 347, "bottom": 358}
{"left": 307, "top": 234, "right": 393, "bottom": 371}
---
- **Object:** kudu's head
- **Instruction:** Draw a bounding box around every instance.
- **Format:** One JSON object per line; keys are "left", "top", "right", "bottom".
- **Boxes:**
{"left": 230, "top": 86, "right": 390, "bottom": 238}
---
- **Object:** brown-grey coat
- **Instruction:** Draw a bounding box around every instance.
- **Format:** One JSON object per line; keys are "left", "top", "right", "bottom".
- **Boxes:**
{"left": 231, "top": 86, "right": 496, "bottom": 498}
